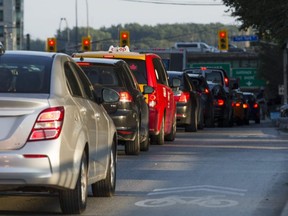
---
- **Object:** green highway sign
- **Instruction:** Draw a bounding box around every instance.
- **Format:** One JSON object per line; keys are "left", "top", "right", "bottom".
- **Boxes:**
{"left": 232, "top": 68, "right": 266, "bottom": 88}
{"left": 189, "top": 63, "right": 231, "bottom": 76}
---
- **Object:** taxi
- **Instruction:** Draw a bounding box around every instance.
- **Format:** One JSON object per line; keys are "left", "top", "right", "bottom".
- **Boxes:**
{"left": 73, "top": 46, "right": 177, "bottom": 145}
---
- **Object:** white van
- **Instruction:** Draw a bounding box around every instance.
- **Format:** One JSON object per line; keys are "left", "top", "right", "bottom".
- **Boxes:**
{"left": 174, "top": 42, "right": 213, "bottom": 53}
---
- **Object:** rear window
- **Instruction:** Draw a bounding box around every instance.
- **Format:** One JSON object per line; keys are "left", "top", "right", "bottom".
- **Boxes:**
{"left": 0, "top": 54, "right": 51, "bottom": 93}
{"left": 79, "top": 64, "right": 122, "bottom": 87}
{"left": 186, "top": 68, "right": 224, "bottom": 85}
{"left": 124, "top": 59, "right": 147, "bottom": 84}
{"left": 168, "top": 73, "right": 184, "bottom": 89}
{"left": 205, "top": 71, "right": 223, "bottom": 85}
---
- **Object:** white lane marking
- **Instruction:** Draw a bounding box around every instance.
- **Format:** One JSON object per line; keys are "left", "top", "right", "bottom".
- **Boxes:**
{"left": 148, "top": 185, "right": 247, "bottom": 196}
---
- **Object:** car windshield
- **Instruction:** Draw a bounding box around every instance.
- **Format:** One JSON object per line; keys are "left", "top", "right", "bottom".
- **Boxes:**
{"left": 124, "top": 59, "right": 147, "bottom": 84}
{"left": 0, "top": 54, "right": 52, "bottom": 93}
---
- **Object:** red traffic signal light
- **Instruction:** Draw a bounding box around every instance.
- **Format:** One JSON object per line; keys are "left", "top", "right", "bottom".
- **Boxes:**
{"left": 46, "top": 37, "right": 57, "bottom": 52}
{"left": 119, "top": 31, "right": 130, "bottom": 47}
{"left": 219, "top": 31, "right": 227, "bottom": 38}
{"left": 218, "top": 29, "right": 228, "bottom": 51}
{"left": 82, "top": 37, "right": 91, "bottom": 51}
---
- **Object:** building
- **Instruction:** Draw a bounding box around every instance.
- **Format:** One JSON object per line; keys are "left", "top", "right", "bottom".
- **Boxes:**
{"left": 0, "top": 0, "right": 24, "bottom": 50}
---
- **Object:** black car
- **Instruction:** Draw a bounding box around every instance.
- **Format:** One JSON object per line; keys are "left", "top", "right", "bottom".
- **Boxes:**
{"left": 186, "top": 73, "right": 215, "bottom": 127}
{"left": 168, "top": 71, "right": 204, "bottom": 132}
{"left": 207, "top": 81, "right": 233, "bottom": 127}
{"left": 184, "top": 67, "right": 230, "bottom": 94}
{"left": 74, "top": 57, "right": 153, "bottom": 155}
{"left": 243, "top": 92, "right": 260, "bottom": 124}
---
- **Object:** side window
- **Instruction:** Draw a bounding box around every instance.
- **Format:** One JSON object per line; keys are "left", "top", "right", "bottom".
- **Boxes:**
{"left": 153, "top": 58, "right": 169, "bottom": 86}
{"left": 70, "top": 62, "right": 95, "bottom": 101}
{"left": 64, "top": 62, "right": 82, "bottom": 97}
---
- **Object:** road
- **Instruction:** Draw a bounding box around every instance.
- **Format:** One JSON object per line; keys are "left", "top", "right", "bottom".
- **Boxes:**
{"left": 1, "top": 120, "right": 288, "bottom": 216}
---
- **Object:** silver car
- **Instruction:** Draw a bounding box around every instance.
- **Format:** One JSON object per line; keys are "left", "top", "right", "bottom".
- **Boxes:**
{"left": 0, "top": 50, "right": 118, "bottom": 214}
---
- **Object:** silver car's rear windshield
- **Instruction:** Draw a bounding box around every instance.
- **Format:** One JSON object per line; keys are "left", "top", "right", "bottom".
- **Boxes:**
{"left": 0, "top": 55, "right": 52, "bottom": 93}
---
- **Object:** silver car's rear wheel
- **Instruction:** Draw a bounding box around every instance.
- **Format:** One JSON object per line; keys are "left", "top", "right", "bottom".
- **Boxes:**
{"left": 59, "top": 151, "right": 88, "bottom": 214}
{"left": 92, "top": 141, "right": 116, "bottom": 197}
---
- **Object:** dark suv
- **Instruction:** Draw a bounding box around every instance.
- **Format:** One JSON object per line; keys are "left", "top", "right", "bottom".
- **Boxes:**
{"left": 186, "top": 73, "right": 215, "bottom": 127}
{"left": 74, "top": 57, "right": 153, "bottom": 155}
{"left": 184, "top": 67, "right": 230, "bottom": 94}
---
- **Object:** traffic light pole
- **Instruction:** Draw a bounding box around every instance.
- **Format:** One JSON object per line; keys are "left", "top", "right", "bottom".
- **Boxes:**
{"left": 283, "top": 43, "right": 288, "bottom": 104}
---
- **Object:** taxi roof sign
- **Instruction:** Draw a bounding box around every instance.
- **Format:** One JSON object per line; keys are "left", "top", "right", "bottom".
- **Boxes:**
{"left": 108, "top": 45, "right": 130, "bottom": 53}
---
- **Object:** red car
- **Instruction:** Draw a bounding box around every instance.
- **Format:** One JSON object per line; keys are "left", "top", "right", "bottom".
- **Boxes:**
{"left": 73, "top": 47, "right": 177, "bottom": 145}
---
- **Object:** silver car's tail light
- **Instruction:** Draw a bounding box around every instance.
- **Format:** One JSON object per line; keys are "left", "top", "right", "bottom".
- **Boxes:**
{"left": 29, "top": 107, "right": 64, "bottom": 141}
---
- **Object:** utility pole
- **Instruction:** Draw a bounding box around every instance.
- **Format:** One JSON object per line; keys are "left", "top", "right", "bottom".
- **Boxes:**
{"left": 283, "top": 42, "right": 288, "bottom": 104}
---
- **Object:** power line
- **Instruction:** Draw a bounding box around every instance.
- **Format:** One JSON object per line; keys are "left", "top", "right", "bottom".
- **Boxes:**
{"left": 121, "top": 0, "right": 223, "bottom": 6}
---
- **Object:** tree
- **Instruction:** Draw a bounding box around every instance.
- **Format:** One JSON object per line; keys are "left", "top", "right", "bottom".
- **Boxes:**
{"left": 222, "top": 0, "right": 288, "bottom": 45}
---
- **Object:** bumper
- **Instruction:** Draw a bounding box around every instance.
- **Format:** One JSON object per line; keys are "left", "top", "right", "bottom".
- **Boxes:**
{"left": 176, "top": 104, "right": 190, "bottom": 125}
{"left": 111, "top": 109, "right": 138, "bottom": 142}
{"left": 0, "top": 140, "right": 77, "bottom": 191}
{"left": 213, "top": 107, "right": 226, "bottom": 120}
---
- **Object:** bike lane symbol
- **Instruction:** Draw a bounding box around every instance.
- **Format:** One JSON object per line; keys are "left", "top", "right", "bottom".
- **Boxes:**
{"left": 135, "top": 185, "right": 247, "bottom": 208}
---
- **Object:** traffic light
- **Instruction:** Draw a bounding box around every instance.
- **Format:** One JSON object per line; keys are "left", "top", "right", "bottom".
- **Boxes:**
{"left": 218, "top": 29, "right": 228, "bottom": 51}
{"left": 46, "top": 37, "right": 57, "bottom": 52}
{"left": 82, "top": 36, "right": 91, "bottom": 51}
{"left": 119, "top": 31, "right": 130, "bottom": 47}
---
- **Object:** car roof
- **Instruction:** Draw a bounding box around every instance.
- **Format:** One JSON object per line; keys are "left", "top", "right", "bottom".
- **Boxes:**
{"left": 73, "top": 51, "right": 161, "bottom": 61}
{"left": 185, "top": 67, "right": 228, "bottom": 76}
{"left": 186, "top": 73, "right": 204, "bottom": 79}
{"left": 73, "top": 57, "right": 126, "bottom": 65}
{"left": 167, "top": 70, "right": 183, "bottom": 74}
{"left": 243, "top": 92, "right": 255, "bottom": 95}
{"left": 4, "top": 50, "right": 58, "bottom": 58}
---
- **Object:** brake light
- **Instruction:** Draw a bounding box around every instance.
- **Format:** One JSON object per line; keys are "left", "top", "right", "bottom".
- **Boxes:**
{"left": 253, "top": 103, "right": 259, "bottom": 108}
{"left": 119, "top": 91, "right": 133, "bottom": 102}
{"left": 224, "top": 77, "right": 229, "bottom": 87}
{"left": 103, "top": 55, "right": 114, "bottom": 58}
{"left": 29, "top": 107, "right": 64, "bottom": 141}
{"left": 217, "top": 99, "right": 225, "bottom": 106}
{"left": 204, "top": 88, "right": 210, "bottom": 94}
{"left": 178, "top": 92, "right": 190, "bottom": 103}
{"left": 235, "top": 102, "right": 241, "bottom": 107}
{"left": 243, "top": 103, "right": 248, "bottom": 109}
{"left": 149, "top": 93, "right": 157, "bottom": 108}
{"left": 77, "top": 62, "right": 91, "bottom": 66}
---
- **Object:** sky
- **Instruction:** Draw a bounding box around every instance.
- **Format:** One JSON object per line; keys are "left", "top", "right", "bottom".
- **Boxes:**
{"left": 24, "top": 0, "right": 238, "bottom": 40}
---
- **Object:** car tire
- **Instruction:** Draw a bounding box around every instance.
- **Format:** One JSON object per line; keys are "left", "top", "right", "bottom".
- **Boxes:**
{"left": 205, "top": 109, "right": 215, "bottom": 128}
{"left": 198, "top": 110, "right": 205, "bottom": 130}
{"left": 59, "top": 151, "right": 88, "bottom": 214}
{"left": 151, "top": 117, "right": 165, "bottom": 145}
{"left": 125, "top": 124, "right": 140, "bottom": 155}
{"left": 140, "top": 129, "right": 150, "bottom": 151}
{"left": 92, "top": 142, "right": 116, "bottom": 197}
{"left": 165, "top": 113, "right": 176, "bottom": 141}
{"left": 185, "top": 109, "right": 197, "bottom": 132}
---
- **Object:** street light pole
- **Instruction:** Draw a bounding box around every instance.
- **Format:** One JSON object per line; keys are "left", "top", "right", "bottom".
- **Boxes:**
{"left": 86, "top": 0, "right": 89, "bottom": 36}
{"left": 75, "top": 0, "right": 78, "bottom": 50}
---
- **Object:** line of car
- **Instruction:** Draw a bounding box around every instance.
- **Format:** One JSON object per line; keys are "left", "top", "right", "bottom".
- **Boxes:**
{"left": 0, "top": 45, "right": 260, "bottom": 214}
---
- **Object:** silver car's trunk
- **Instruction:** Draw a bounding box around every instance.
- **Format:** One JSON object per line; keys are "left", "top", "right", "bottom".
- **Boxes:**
{"left": 0, "top": 95, "right": 49, "bottom": 150}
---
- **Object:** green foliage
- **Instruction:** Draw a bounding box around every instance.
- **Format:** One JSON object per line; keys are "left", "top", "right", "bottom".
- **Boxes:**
{"left": 222, "top": 0, "right": 288, "bottom": 46}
